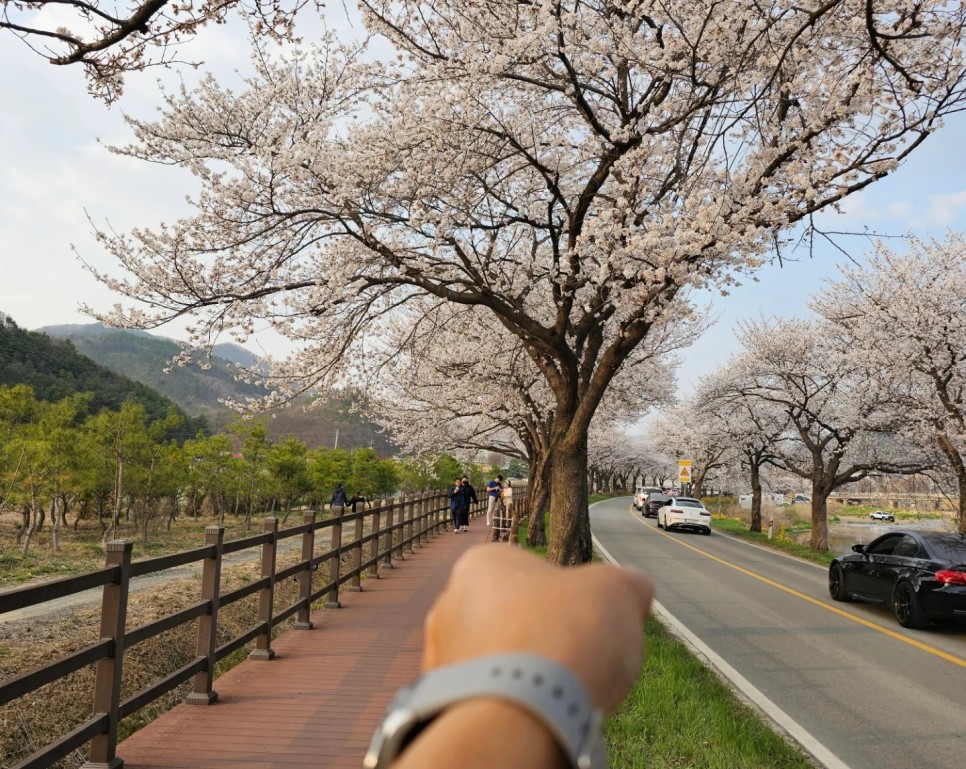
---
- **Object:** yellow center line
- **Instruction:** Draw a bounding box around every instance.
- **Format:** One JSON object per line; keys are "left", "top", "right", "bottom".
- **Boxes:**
{"left": 626, "top": 508, "right": 966, "bottom": 668}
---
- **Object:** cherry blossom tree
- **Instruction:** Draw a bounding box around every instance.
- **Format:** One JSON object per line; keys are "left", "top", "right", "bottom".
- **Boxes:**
{"left": 588, "top": 429, "right": 639, "bottom": 492}
{"left": 367, "top": 298, "right": 683, "bottom": 545}
{"left": 86, "top": 1, "right": 966, "bottom": 562}
{"left": 0, "top": 0, "right": 311, "bottom": 102}
{"left": 693, "top": 366, "right": 791, "bottom": 532}
{"left": 732, "top": 318, "right": 930, "bottom": 549}
{"left": 646, "top": 400, "right": 738, "bottom": 499}
{"left": 814, "top": 234, "right": 966, "bottom": 534}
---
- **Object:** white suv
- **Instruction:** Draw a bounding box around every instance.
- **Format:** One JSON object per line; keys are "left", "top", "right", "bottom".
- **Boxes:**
{"left": 869, "top": 510, "right": 895, "bottom": 522}
{"left": 633, "top": 486, "right": 663, "bottom": 511}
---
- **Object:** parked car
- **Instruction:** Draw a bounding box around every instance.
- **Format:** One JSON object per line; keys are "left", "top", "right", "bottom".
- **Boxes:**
{"left": 869, "top": 510, "right": 896, "bottom": 522}
{"left": 792, "top": 494, "right": 810, "bottom": 503}
{"left": 828, "top": 530, "right": 966, "bottom": 629}
{"left": 643, "top": 492, "right": 671, "bottom": 518}
{"left": 656, "top": 496, "right": 712, "bottom": 535}
{"left": 633, "top": 486, "right": 663, "bottom": 511}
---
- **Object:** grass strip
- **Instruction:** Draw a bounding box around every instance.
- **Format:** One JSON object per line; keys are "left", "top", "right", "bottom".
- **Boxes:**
{"left": 606, "top": 618, "right": 814, "bottom": 768}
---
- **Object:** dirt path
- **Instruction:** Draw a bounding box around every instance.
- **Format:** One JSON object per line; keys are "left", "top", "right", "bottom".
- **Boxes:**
{"left": 0, "top": 535, "right": 320, "bottom": 623}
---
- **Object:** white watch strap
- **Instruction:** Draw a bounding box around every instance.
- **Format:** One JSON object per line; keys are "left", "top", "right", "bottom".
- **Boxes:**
{"left": 364, "top": 653, "right": 608, "bottom": 769}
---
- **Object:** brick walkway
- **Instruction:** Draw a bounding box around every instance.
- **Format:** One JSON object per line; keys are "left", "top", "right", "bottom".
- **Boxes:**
{"left": 117, "top": 525, "right": 492, "bottom": 769}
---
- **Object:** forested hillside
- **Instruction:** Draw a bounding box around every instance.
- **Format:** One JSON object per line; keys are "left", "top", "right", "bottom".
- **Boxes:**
{"left": 38, "top": 323, "right": 396, "bottom": 454}
{"left": 39, "top": 323, "right": 266, "bottom": 419}
{"left": 0, "top": 314, "right": 206, "bottom": 433}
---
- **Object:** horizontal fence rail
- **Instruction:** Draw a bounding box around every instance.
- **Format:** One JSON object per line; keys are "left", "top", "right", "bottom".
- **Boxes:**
{"left": 0, "top": 488, "right": 527, "bottom": 769}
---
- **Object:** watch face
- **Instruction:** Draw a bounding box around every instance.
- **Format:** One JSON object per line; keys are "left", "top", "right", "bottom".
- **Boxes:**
{"left": 363, "top": 706, "right": 420, "bottom": 769}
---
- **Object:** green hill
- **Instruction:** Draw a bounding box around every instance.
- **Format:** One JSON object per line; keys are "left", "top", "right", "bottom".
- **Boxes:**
{"left": 0, "top": 314, "right": 207, "bottom": 435}
{"left": 36, "top": 323, "right": 396, "bottom": 454}
{"left": 38, "top": 322, "right": 267, "bottom": 417}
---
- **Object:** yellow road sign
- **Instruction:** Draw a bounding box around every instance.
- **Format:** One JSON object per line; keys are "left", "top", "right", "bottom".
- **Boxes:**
{"left": 678, "top": 460, "right": 692, "bottom": 484}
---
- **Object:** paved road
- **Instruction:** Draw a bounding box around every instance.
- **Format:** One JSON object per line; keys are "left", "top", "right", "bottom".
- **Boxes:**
{"left": 591, "top": 497, "right": 966, "bottom": 769}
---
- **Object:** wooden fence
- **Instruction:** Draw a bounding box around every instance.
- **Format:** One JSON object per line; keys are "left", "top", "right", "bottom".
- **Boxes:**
{"left": 0, "top": 489, "right": 523, "bottom": 769}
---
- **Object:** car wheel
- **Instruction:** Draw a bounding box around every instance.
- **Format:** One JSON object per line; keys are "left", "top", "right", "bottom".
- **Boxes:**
{"left": 828, "top": 563, "right": 852, "bottom": 602}
{"left": 703, "top": 527, "right": 711, "bottom": 536}
{"left": 893, "top": 582, "right": 927, "bottom": 629}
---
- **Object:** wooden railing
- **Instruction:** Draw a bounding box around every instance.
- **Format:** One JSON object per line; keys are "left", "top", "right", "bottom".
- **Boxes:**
{"left": 0, "top": 489, "right": 525, "bottom": 769}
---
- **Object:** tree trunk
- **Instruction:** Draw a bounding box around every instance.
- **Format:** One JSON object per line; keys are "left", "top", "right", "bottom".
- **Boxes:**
{"left": 15, "top": 504, "right": 29, "bottom": 546}
{"left": 142, "top": 497, "right": 151, "bottom": 543}
{"left": 957, "top": 472, "right": 966, "bottom": 536}
{"left": 690, "top": 461, "right": 707, "bottom": 499}
{"left": 936, "top": 432, "right": 966, "bottom": 535}
{"left": 547, "top": 433, "right": 592, "bottom": 565}
{"left": 108, "top": 454, "right": 123, "bottom": 541}
{"left": 526, "top": 451, "right": 551, "bottom": 548}
{"left": 21, "top": 491, "right": 40, "bottom": 555}
{"left": 809, "top": 482, "right": 830, "bottom": 551}
{"left": 51, "top": 497, "right": 60, "bottom": 554}
{"left": 749, "top": 462, "right": 762, "bottom": 533}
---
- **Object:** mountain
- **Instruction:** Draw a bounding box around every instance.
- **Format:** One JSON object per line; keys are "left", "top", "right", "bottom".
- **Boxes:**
{"left": 38, "top": 322, "right": 267, "bottom": 420}
{"left": 0, "top": 314, "right": 207, "bottom": 434}
{"left": 36, "top": 322, "right": 396, "bottom": 454}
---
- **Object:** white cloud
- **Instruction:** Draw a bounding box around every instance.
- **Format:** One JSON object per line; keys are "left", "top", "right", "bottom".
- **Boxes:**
{"left": 925, "top": 190, "right": 966, "bottom": 225}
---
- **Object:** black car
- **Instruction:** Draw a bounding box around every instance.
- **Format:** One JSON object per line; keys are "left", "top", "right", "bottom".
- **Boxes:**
{"left": 828, "top": 530, "right": 966, "bottom": 629}
{"left": 643, "top": 493, "right": 671, "bottom": 518}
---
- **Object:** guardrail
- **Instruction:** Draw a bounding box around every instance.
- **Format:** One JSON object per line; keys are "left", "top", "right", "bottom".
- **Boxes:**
{"left": 0, "top": 489, "right": 520, "bottom": 769}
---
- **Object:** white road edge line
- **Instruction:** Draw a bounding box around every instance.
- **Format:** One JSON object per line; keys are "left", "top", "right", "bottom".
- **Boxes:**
{"left": 591, "top": 527, "right": 851, "bottom": 769}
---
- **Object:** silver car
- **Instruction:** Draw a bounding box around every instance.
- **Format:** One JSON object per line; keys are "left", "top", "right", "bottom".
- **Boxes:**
{"left": 657, "top": 497, "right": 712, "bottom": 535}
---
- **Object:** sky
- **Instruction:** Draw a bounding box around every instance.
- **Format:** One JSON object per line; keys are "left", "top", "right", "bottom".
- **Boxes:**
{"left": 3, "top": 8, "right": 966, "bottom": 400}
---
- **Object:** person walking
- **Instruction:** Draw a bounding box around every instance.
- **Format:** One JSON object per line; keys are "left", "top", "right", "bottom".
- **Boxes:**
{"left": 447, "top": 478, "right": 462, "bottom": 531}
{"left": 455, "top": 477, "right": 478, "bottom": 532}
{"left": 330, "top": 483, "right": 349, "bottom": 510}
{"left": 485, "top": 474, "right": 503, "bottom": 529}
{"left": 349, "top": 490, "right": 368, "bottom": 513}
{"left": 498, "top": 479, "right": 514, "bottom": 542}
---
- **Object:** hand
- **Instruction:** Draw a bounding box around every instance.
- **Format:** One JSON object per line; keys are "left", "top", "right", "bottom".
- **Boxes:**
{"left": 422, "top": 545, "right": 653, "bottom": 714}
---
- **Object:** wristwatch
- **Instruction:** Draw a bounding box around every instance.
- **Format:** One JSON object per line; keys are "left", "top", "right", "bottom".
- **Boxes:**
{"left": 363, "top": 653, "right": 608, "bottom": 769}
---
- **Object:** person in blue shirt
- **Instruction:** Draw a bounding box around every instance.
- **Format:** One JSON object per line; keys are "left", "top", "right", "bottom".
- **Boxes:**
{"left": 485, "top": 474, "right": 503, "bottom": 529}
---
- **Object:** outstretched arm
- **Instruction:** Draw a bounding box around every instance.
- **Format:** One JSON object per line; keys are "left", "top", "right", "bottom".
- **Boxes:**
{"left": 393, "top": 546, "right": 653, "bottom": 768}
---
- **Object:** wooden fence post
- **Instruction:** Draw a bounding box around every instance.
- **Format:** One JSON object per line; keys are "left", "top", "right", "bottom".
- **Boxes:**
{"left": 82, "top": 541, "right": 132, "bottom": 769}
{"left": 435, "top": 492, "right": 445, "bottom": 535}
{"left": 395, "top": 495, "right": 407, "bottom": 560}
{"left": 382, "top": 499, "right": 395, "bottom": 568}
{"left": 295, "top": 510, "right": 316, "bottom": 629}
{"left": 509, "top": 499, "right": 521, "bottom": 546}
{"left": 404, "top": 494, "right": 415, "bottom": 554}
{"left": 368, "top": 502, "right": 381, "bottom": 579}
{"left": 186, "top": 526, "right": 224, "bottom": 705}
{"left": 326, "top": 506, "right": 344, "bottom": 608}
{"left": 347, "top": 508, "right": 364, "bottom": 592}
{"left": 250, "top": 517, "right": 278, "bottom": 660}
{"left": 420, "top": 492, "right": 431, "bottom": 544}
